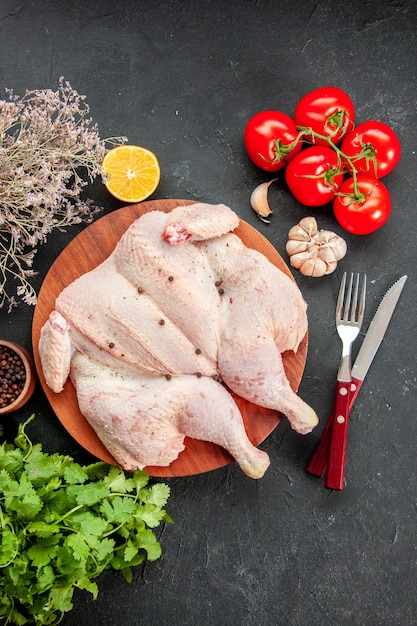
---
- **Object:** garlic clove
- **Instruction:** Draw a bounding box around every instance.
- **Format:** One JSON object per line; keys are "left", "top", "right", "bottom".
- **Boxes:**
{"left": 299, "top": 256, "right": 328, "bottom": 277}
{"left": 324, "top": 260, "right": 338, "bottom": 275}
{"left": 287, "top": 224, "right": 311, "bottom": 242}
{"left": 298, "top": 216, "right": 318, "bottom": 238}
{"left": 288, "top": 250, "right": 314, "bottom": 270}
{"left": 286, "top": 240, "right": 309, "bottom": 256}
{"left": 315, "top": 230, "right": 347, "bottom": 261}
{"left": 250, "top": 179, "right": 277, "bottom": 222}
{"left": 329, "top": 235, "right": 347, "bottom": 261}
{"left": 317, "top": 246, "right": 338, "bottom": 263}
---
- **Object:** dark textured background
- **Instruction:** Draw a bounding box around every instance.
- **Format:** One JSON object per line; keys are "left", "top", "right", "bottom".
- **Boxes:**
{"left": 1, "top": 1, "right": 416, "bottom": 624}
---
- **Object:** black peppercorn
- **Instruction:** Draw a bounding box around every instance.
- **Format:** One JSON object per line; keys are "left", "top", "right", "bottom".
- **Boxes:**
{"left": 0, "top": 345, "right": 26, "bottom": 409}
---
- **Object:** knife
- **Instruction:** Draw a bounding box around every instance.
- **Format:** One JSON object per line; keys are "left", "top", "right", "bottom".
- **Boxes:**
{"left": 306, "top": 274, "right": 408, "bottom": 478}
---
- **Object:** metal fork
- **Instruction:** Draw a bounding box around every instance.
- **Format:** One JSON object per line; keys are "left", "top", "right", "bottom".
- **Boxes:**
{"left": 325, "top": 272, "right": 366, "bottom": 490}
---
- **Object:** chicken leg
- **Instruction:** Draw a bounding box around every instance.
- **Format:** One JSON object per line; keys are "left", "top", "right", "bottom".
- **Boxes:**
{"left": 71, "top": 352, "right": 270, "bottom": 479}
{"left": 199, "top": 233, "right": 318, "bottom": 434}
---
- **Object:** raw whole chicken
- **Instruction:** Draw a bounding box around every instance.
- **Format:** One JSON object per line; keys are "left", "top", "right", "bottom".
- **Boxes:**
{"left": 39, "top": 202, "right": 318, "bottom": 478}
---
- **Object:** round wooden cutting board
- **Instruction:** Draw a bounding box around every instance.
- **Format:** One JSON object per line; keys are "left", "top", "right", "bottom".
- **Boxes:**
{"left": 32, "top": 199, "right": 308, "bottom": 477}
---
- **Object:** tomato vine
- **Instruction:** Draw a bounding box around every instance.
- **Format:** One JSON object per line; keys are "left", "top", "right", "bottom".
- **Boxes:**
{"left": 244, "top": 87, "right": 401, "bottom": 235}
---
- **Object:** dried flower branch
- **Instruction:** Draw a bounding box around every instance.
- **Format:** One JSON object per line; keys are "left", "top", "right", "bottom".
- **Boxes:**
{"left": 0, "top": 77, "right": 126, "bottom": 311}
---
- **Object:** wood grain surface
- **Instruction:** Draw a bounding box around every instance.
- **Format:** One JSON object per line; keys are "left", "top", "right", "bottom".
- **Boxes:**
{"left": 32, "top": 199, "right": 308, "bottom": 477}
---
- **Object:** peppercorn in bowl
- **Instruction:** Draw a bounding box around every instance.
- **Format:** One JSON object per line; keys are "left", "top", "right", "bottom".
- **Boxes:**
{"left": 0, "top": 341, "right": 36, "bottom": 414}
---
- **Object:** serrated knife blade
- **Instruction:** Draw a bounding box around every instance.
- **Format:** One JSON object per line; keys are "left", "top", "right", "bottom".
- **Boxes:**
{"left": 350, "top": 274, "right": 407, "bottom": 390}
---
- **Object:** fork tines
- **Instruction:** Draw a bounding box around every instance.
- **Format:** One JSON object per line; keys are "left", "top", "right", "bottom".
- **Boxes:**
{"left": 337, "top": 272, "right": 366, "bottom": 326}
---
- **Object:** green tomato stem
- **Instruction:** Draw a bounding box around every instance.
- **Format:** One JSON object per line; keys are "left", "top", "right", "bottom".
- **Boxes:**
{"left": 296, "top": 125, "right": 364, "bottom": 199}
{"left": 259, "top": 130, "right": 305, "bottom": 164}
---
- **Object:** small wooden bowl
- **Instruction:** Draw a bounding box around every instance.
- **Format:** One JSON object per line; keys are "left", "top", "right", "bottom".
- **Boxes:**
{"left": 0, "top": 340, "right": 36, "bottom": 414}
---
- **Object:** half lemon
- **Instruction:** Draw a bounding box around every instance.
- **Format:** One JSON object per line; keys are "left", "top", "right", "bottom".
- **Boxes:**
{"left": 102, "top": 144, "right": 160, "bottom": 203}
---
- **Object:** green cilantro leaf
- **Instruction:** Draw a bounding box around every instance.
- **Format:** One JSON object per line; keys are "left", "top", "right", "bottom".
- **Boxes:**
{"left": 36, "top": 564, "right": 55, "bottom": 592}
{"left": 36, "top": 475, "right": 63, "bottom": 499}
{"left": 0, "top": 526, "right": 18, "bottom": 567}
{"left": 64, "top": 462, "right": 90, "bottom": 485}
{"left": 0, "top": 468, "right": 17, "bottom": 493}
{"left": 100, "top": 495, "right": 136, "bottom": 525}
{"left": 67, "top": 510, "right": 109, "bottom": 537}
{"left": 24, "top": 444, "right": 69, "bottom": 485}
{"left": 123, "top": 539, "right": 139, "bottom": 563}
{"left": 27, "top": 541, "right": 57, "bottom": 568}
{"left": 69, "top": 481, "right": 111, "bottom": 506}
{"left": 4, "top": 473, "right": 43, "bottom": 521}
{"left": 137, "top": 528, "right": 163, "bottom": 561}
{"left": 94, "top": 537, "right": 116, "bottom": 562}
{"left": 135, "top": 503, "right": 168, "bottom": 528}
{"left": 48, "top": 584, "right": 75, "bottom": 615}
{"left": 76, "top": 576, "right": 99, "bottom": 599}
{"left": 65, "top": 533, "right": 91, "bottom": 561}
{"left": 102, "top": 465, "right": 135, "bottom": 493}
{"left": 146, "top": 482, "right": 171, "bottom": 507}
{"left": 0, "top": 444, "right": 24, "bottom": 473}
{"left": 26, "top": 520, "right": 61, "bottom": 537}
{"left": 132, "top": 468, "right": 151, "bottom": 491}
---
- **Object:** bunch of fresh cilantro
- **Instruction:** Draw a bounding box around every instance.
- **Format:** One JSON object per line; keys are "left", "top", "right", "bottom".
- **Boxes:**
{"left": 0, "top": 416, "right": 172, "bottom": 625}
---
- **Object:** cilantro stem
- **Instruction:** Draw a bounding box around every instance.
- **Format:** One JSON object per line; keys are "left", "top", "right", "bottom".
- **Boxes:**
{"left": 14, "top": 413, "right": 36, "bottom": 460}
{"left": 52, "top": 504, "right": 86, "bottom": 525}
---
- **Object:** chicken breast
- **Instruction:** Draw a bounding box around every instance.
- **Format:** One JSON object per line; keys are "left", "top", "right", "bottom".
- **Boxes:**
{"left": 56, "top": 254, "right": 217, "bottom": 377}
{"left": 114, "top": 210, "right": 222, "bottom": 363}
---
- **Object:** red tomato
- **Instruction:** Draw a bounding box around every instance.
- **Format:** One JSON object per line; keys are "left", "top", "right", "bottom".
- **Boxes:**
{"left": 244, "top": 111, "right": 302, "bottom": 171}
{"left": 294, "top": 87, "right": 355, "bottom": 145}
{"left": 341, "top": 120, "right": 401, "bottom": 178}
{"left": 285, "top": 146, "right": 345, "bottom": 206}
{"left": 333, "top": 176, "right": 391, "bottom": 235}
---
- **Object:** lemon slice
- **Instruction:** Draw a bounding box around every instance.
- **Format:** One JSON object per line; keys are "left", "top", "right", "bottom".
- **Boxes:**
{"left": 102, "top": 144, "right": 160, "bottom": 203}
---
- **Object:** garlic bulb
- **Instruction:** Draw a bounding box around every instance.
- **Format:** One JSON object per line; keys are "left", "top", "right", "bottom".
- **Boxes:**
{"left": 286, "top": 216, "right": 347, "bottom": 277}
{"left": 250, "top": 179, "right": 277, "bottom": 222}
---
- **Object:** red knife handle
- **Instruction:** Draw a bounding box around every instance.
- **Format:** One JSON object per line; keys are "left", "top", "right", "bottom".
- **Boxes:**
{"left": 305, "top": 410, "right": 334, "bottom": 477}
{"left": 305, "top": 377, "right": 362, "bottom": 478}
{"left": 348, "top": 377, "right": 362, "bottom": 408}
{"left": 325, "top": 381, "right": 351, "bottom": 490}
